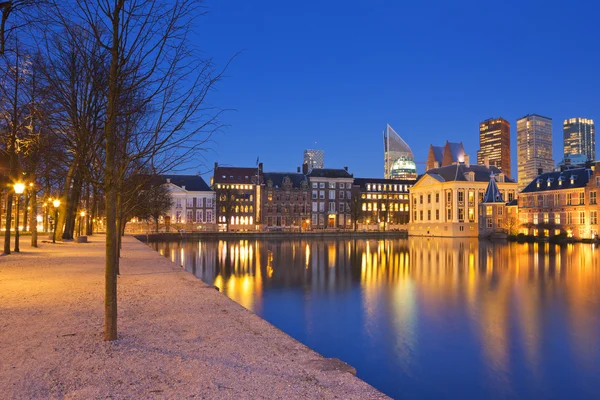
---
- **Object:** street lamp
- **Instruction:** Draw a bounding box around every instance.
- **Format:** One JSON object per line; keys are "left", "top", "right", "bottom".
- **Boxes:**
{"left": 13, "top": 182, "right": 25, "bottom": 252}
{"left": 52, "top": 199, "right": 61, "bottom": 244}
{"left": 79, "top": 210, "right": 86, "bottom": 236}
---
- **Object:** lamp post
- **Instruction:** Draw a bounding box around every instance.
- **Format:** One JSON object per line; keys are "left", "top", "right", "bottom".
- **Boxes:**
{"left": 13, "top": 182, "right": 25, "bottom": 252}
{"left": 52, "top": 199, "right": 61, "bottom": 244}
{"left": 79, "top": 210, "right": 86, "bottom": 236}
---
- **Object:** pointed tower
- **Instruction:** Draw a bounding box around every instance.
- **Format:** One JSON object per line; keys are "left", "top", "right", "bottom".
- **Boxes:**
{"left": 479, "top": 173, "right": 507, "bottom": 237}
{"left": 383, "top": 124, "right": 417, "bottom": 180}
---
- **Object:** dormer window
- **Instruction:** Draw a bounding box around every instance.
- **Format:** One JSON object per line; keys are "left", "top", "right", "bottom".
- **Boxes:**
{"left": 547, "top": 178, "right": 554, "bottom": 187}
{"left": 558, "top": 176, "right": 564, "bottom": 186}
{"left": 536, "top": 179, "right": 542, "bottom": 188}
{"left": 570, "top": 175, "right": 577, "bottom": 185}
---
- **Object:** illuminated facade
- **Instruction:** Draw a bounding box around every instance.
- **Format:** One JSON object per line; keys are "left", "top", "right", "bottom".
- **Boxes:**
{"left": 477, "top": 118, "right": 511, "bottom": 178}
{"left": 383, "top": 124, "right": 417, "bottom": 180}
{"left": 213, "top": 162, "right": 263, "bottom": 231}
{"left": 262, "top": 172, "right": 310, "bottom": 231}
{"left": 517, "top": 114, "right": 554, "bottom": 192}
{"left": 478, "top": 174, "right": 507, "bottom": 237}
{"left": 517, "top": 165, "right": 600, "bottom": 239}
{"left": 303, "top": 149, "right": 324, "bottom": 170}
{"left": 162, "top": 175, "right": 216, "bottom": 228}
{"left": 408, "top": 164, "right": 518, "bottom": 237}
{"left": 352, "top": 178, "right": 414, "bottom": 229}
{"left": 425, "top": 141, "right": 467, "bottom": 171}
{"left": 307, "top": 168, "right": 354, "bottom": 229}
{"left": 563, "top": 118, "right": 595, "bottom": 161}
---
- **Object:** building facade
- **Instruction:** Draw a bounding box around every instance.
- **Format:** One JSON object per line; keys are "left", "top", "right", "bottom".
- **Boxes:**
{"left": 408, "top": 163, "right": 518, "bottom": 237}
{"left": 517, "top": 166, "right": 600, "bottom": 239}
{"left": 261, "top": 172, "right": 310, "bottom": 231}
{"left": 425, "top": 141, "right": 467, "bottom": 171}
{"left": 478, "top": 174, "right": 507, "bottom": 237}
{"left": 352, "top": 178, "right": 414, "bottom": 229}
{"left": 477, "top": 117, "right": 511, "bottom": 178}
{"left": 303, "top": 149, "right": 324, "bottom": 170}
{"left": 563, "top": 117, "right": 595, "bottom": 161}
{"left": 517, "top": 114, "right": 554, "bottom": 192}
{"left": 161, "top": 175, "right": 216, "bottom": 229}
{"left": 383, "top": 124, "right": 417, "bottom": 180}
{"left": 213, "top": 163, "right": 262, "bottom": 231}
{"left": 307, "top": 168, "right": 354, "bottom": 229}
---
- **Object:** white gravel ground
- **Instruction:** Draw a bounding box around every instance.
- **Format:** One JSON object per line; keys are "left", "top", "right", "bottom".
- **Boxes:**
{"left": 0, "top": 235, "right": 387, "bottom": 399}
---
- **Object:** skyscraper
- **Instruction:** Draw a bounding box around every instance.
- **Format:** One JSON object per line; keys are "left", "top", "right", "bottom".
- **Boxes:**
{"left": 563, "top": 118, "right": 595, "bottom": 161}
{"left": 303, "top": 149, "right": 324, "bottom": 170}
{"left": 383, "top": 124, "right": 417, "bottom": 180}
{"left": 517, "top": 114, "right": 554, "bottom": 192}
{"left": 477, "top": 117, "right": 511, "bottom": 177}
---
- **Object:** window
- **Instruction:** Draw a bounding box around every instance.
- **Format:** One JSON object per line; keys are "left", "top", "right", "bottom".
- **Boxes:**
{"left": 498, "top": 207, "right": 503, "bottom": 216}
{"left": 186, "top": 198, "right": 193, "bottom": 207}
{"left": 346, "top": 183, "right": 352, "bottom": 189}
{"left": 339, "top": 202, "right": 344, "bottom": 212}
{"left": 580, "top": 211, "right": 585, "bottom": 225}
{"left": 579, "top": 192, "right": 585, "bottom": 205}
{"left": 447, "top": 191, "right": 452, "bottom": 203}
{"left": 427, "top": 210, "right": 431, "bottom": 220}
{"left": 419, "top": 210, "right": 423, "bottom": 221}
{"left": 543, "top": 213, "right": 549, "bottom": 223}
{"left": 468, "top": 191, "right": 474, "bottom": 204}
{"left": 555, "top": 213, "right": 560, "bottom": 224}
{"left": 196, "top": 210, "right": 203, "bottom": 223}
{"left": 427, "top": 194, "right": 431, "bottom": 203}
{"left": 592, "top": 191, "right": 598, "bottom": 205}
{"left": 420, "top": 195, "right": 423, "bottom": 204}
{"left": 447, "top": 209, "right": 452, "bottom": 220}
{"left": 468, "top": 208, "right": 475, "bottom": 222}
{"left": 554, "top": 193, "right": 559, "bottom": 206}
{"left": 435, "top": 210, "right": 440, "bottom": 220}
{"left": 312, "top": 183, "right": 318, "bottom": 188}
{"left": 319, "top": 202, "right": 325, "bottom": 212}
{"left": 328, "top": 202, "right": 336, "bottom": 212}
{"left": 319, "top": 215, "right": 324, "bottom": 226}
{"left": 312, "top": 190, "right": 318, "bottom": 200}
{"left": 319, "top": 183, "right": 325, "bottom": 188}
{"left": 533, "top": 214, "right": 538, "bottom": 225}
{"left": 458, "top": 208, "right": 464, "bottom": 221}
{"left": 340, "top": 191, "right": 345, "bottom": 199}
{"left": 596, "top": 176, "right": 600, "bottom": 187}
{"left": 329, "top": 182, "right": 336, "bottom": 189}
{"left": 436, "top": 193, "right": 440, "bottom": 203}
{"left": 508, "top": 192, "right": 514, "bottom": 202}
{"left": 592, "top": 211, "right": 598, "bottom": 225}
{"left": 312, "top": 214, "right": 318, "bottom": 225}
{"left": 347, "top": 191, "right": 351, "bottom": 199}
{"left": 186, "top": 210, "right": 193, "bottom": 222}
{"left": 486, "top": 205, "right": 493, "bottom": 216}
{"left": 206, "top": 210, "right": 213, "bottom": 223}
{"left": 206, "top": 198, "right": 212, "bottom": 208}
{"left": 567, "top": 193, "right": 572, "bottom": 205}
{"left": 339, "top": 183, "right": 344, "bottom": 188}
{"left": 413, "top": 211, "right": 417, "bottom": 221}
{"left": 312, "top": 202, "right": 317, "bottom": 212}
{"left": 487, "top": 219, "right": 493, "bottom": 228}
{"left": 329, "top": 190, "right": 335, "bottom": 200}
{"left": 319, "top": 191, "right": 325, "bottom": 200}
{"left": 176, "top": 198, "right": 182, "bottom": 208}
{"left": 567, "top": 212, "right": 573, "bottom": 225}
{"left": 458, "top": 191, "right": 464, "bottom": 203}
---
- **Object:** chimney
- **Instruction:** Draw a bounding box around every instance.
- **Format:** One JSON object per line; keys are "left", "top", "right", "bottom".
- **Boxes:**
{"left": 182, "top": 185, "right": 186, "bottom": 190}
{"left": 258, "top": 162, "right": 263, "bottom": 174}
{"left": 302, "top": 162, "right": 308, "bottom": 175}
{"left": 214, "top": 161, "right": 218, "bottom": 171}
{"left": 344, "top": 166, "right": 348, "bottom": 172}
{"left": 166, "top": 178, "right": 170, "bottom": 183}
{"left": 297, "top": 166, "right": 301, "bottom": 173}
{"left": 484, "top": 156, "right": 489, "bottom": 168}
{"left": 464, "top": 155, "right": 470, "bottom": 167}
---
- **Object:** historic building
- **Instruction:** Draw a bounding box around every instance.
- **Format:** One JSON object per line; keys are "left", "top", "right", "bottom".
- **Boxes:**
{"left": 261, "top": 172, "right": 310, "bottom": 231}
{"left": 161, "top": 175, "right": 216, "bottom": 229}
{"left": 478, "top": 174, "right": 507, "bottom": 237}
{"left": 383, "top": 124, "right": 417, "bottom": 180}
{"left": 213, "top": 162, "right": 263, "bottom": 231}
{"left": 477, "top": 117, "right": 511, "bottom": 178}
{"left": 306, "top": 167, "right": 354, "bottom": 229}
{"left": 517, "top": 114, "right": 554, "bottom": 192}
{"left": 408, "top": 162, "right": 518, "bottom": 237}
{"left": 425, "top": 141, "right": 467, "bottom": 171}
{"left": 352, "top": 178, "right": 414, "bottom": 229}
{"left": 563, "top": 117, "right": 595, "bottom": 161}
{"left": 517, "top": 165, "right": 600, "bottom": 239}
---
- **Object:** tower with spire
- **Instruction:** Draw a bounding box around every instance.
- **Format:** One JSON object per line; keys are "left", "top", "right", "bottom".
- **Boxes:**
{"left": 478, "top": 173, "right": 508, "bottom": 237}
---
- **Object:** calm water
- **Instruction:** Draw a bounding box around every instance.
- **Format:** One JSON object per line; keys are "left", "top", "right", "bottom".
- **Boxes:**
{"left": 151, "top": 238, "right": 600, "bottom": 399}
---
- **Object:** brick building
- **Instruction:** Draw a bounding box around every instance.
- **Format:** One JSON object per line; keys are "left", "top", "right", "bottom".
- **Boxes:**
{"left": 262, "top": 172, "right": 310, "bottom": 231}
{"left": 306, "top": 168, "right": 354, "bottom": 229}
{"left": 352, "top": 178, "right": 414, "bottom": 230}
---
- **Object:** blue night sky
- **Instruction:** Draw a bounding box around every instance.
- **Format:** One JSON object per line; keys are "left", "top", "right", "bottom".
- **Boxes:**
{"left": 190, "top": 0, "right": 600, "bottom": 181}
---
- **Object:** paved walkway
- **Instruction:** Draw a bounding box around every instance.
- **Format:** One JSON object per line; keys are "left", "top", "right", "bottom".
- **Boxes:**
{"left": 0, "top": 235, "right": 386, "bottom": 399}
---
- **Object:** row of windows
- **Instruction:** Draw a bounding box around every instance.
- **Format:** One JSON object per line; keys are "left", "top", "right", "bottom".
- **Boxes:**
{"left": 363, "top": 193, "right": 408, "bottom": 200}
{"left": 520, "top": 191, "right": 597, "bottom": 207}
{"left": 312, "top": 190, "right": 352, "bottom": 200}
{"left": 176, "top": 197, "right": 213, "bottom": 208}
{"left": 413, "top": 207, "right": 477, "bottom": 222}
{"left": 362, "top": 202, "right": 407, "bottom": 212}
{"left": 312, "top": 201, "right": 347, "bottom": 213}
{"left": 365, "top": 183, "right": 410, "bottom": 192}
{"left": 267, "top": 192, "right": 308, "bottom": 202}
{"left": 216, "top": 184, "right": 253, "bottom": 189}
{"left": 523, "top": 211, "right": 598, "bottom": 225}
{"left": 414, "top": 190, "right": 515, "bottom": 205}
{"left": 311, "top": 214, "right": 352, "bottom": 227}
{"left": 175, "top": 210, "right": 214, "bottom": 223}
{"left": 311, "top": 182, "right": 352, "bottom": 189}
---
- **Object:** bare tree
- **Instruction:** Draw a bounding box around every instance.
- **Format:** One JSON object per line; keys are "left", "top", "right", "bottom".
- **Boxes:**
{"left": 71, "top": 0, "right": 227, "bottom": 340}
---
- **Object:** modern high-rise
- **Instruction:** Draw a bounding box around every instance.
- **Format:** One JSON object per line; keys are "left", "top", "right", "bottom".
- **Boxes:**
{"left": 477, "top": 118, "right": 511, "bottom": 178}
{"left": 383, "top": 124, "right": 417, "bottom": 180}
{"left": 517, "top": 114, "right": 554, "bottom": 192}
{"left": 563, "top": 118, "right": 595, "bottom": 161}
{"left": 303, "top": 149, "right": 324, "bottom": 170}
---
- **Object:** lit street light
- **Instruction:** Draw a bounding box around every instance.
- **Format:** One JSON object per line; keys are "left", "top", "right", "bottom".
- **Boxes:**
{"left": 53, "top": 199, "right": 61, "bottom": 244}
{"left": 13, "top": 182, "right": 25, "bottom": 252}
{"left": 79, "top": 210, "right": 86, "bottom": 237}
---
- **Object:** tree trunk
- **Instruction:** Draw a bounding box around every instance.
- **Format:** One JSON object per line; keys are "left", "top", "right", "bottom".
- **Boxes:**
{"left": 3, "top": 192, "right": 13, "bottom": 255}
{"left": 22, "top": 194, "right": 29, "bottom": 231}
{"left": 56, "top": 160, "right": 77, "bottom": 240}
{"left": 31, "top": 190, "right": 38, "bottom": 247}
{"left": 63, "top": 174, "right": 82, "bottom": 240}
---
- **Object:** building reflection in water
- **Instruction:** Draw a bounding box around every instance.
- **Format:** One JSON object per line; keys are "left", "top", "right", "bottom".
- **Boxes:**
{"left": 152, "top": 237, "right": 600, "bottom": 399}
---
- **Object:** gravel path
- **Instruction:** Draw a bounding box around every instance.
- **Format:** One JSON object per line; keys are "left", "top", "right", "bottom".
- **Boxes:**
{"left": 0, "top": 235, "right": 387, "bottom": 399}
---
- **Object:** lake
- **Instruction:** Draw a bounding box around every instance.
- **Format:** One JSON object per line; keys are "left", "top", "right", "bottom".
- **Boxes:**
{"left": 151, "top": 237, "right": 600, "bottom": 399}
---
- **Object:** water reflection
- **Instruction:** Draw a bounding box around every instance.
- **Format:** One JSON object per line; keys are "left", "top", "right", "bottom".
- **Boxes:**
{"left": 152, "top": 238, "right": 600, "bottom": 400}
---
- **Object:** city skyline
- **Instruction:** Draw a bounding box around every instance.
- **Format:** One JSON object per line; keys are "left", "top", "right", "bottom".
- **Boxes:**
{"left": 191, "top": 0, "right": 600, "bottom": 180}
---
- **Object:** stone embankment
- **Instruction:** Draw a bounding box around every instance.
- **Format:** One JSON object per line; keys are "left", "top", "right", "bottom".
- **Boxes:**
{"left": 0, "top": 235, "right": 387, "bottom": 399}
